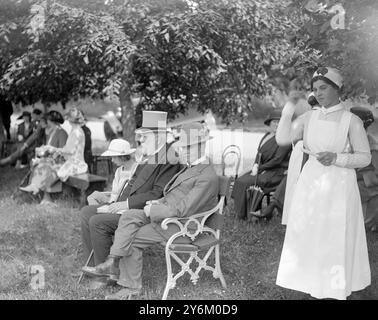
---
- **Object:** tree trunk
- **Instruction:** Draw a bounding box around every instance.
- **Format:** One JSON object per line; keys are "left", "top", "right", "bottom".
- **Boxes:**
{"left": 0, "top": 113, "right": 5, "bottom": 145}
{"left": 119, "top": 85, "right": 136, "bottom": 146}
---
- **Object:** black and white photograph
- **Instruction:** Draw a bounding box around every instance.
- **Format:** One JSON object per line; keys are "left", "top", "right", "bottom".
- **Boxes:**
{"left": 0, "top": 0, "right": 377, "bottom": 303}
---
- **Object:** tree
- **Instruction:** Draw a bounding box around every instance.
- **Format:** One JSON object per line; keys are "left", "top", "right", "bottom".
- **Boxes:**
{"left": 287, "top": 0, "right": 378, "bottom": 104}
{"left": 0, "top": 0, "right": 299, "bottom": 144}
{"left": 1, "top": 1, "right": 134, "bottom": 110}
{"left": 119, "top": 0, "right": 298, "bottom": 125}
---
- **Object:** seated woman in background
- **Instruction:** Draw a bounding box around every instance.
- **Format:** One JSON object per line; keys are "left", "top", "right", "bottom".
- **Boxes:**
{"left": 20, "top": 108, "right": 88, "bottom": 204}
{"left": 19, "top": 111, "right": 67, "bottom": 196}
{"left": 15, "top": 111, "right": 34, "bottom": 169}
{"left": 231, "top": 109, "right": 291, "bottom": 220}
{"left": 87, "top": 138, "right": 136, "bottom": 206}
{"left": 257, "top": 92, "right": 318, "bottom": 222}
{"left": 43, "top": 111, "right": 68, "bottom": 148}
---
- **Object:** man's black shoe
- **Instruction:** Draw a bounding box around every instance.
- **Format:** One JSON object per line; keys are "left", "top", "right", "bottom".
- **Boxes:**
{"left": 81, "top": 255, "right": 120, "bottom": 281}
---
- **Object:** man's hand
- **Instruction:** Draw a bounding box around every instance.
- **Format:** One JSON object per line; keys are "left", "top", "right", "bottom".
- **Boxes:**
{"left": 88, "top": 191, "right": 109, "bottom": 204}
{"left": 18, "top": 135, "right": 24, "bottom": 142}
{"left": 144, "top": 203, "right": 152, "bottom": 217}
{"left": 316, "top": 152, "right": 337, "bottom": 166}
{"left": 146, "top": 200, "right": 160, "bottom": 205}
{"left": 108, "top": 201, "right": 128, "bottom": 214}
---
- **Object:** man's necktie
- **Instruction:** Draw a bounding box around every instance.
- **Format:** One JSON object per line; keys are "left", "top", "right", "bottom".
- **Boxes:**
{"left": 163, "top": 165, "right": 188, "bottom": 194}
{"left": 117, "top": 163, "right": 144, "bottom": 202}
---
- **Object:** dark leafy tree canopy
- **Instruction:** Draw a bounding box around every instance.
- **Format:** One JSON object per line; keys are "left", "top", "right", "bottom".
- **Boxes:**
{"left": 1, "top": 0, "right": 134, "bottom": 108}
{"left": 0, "top": 0, "right": 298, "bottom": 126}
{"left": 287, "top": 0, "right": 378, "bottom": 104}
{"left": 118, "top": 0, "right": 297, "bottom": 124}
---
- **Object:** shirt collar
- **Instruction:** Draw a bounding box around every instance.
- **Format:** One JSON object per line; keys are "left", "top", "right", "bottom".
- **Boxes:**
{"left": 314, "top": 103, "right": 344, "bottom": 115}
{"left": 137, "top": 158, "right": 149, "bottom": 165}
{"left": 189, "top": 155, "right": 207, "bottom": 167}
{"left": 150, "top": 143, "right": 165, "bottom": 156}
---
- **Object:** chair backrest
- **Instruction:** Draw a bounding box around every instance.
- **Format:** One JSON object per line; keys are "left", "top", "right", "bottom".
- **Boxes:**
{"left": 221, "top": 145, "right": 241, "bottom": 178}
{"left": 218, "top": 175, "right": 231, "bottom": 199}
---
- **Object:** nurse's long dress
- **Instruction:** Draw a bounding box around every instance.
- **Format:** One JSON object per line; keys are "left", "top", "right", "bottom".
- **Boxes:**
{"left": 276, "top": 107, "right": 371, "bottom": 300}
{"left": 281, "top": 140, "right": 304, "bottom": 226}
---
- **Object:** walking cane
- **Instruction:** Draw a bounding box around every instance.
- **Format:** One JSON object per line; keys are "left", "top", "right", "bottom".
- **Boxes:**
{"left": 77, "top": 250, "right": 94, "bottom": 285}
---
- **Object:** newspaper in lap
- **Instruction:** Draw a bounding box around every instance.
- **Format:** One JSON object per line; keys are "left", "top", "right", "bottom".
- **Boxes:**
{"left": 96, "top": 205, "right": 110, "bottom": 213}
{"left": 96, "top": 205, "right": 127, "bottom": 214}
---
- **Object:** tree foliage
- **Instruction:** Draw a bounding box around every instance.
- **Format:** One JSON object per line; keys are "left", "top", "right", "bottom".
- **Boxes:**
{"left": 1, "top": 0, "right": 299, "bottom": 124}
{"left": 287, "top": 0, "right": 378, "bottom": 104}
{"left": 0, "top": 0, "right": 134, "bottom": 108}
{"left": 118, "top": 0, "right": 297, "bottom": 124}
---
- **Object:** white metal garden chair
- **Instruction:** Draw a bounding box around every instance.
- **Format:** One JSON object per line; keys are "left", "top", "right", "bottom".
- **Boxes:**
{"left": 159, "top": 175, "right": 230, "bottom": 300}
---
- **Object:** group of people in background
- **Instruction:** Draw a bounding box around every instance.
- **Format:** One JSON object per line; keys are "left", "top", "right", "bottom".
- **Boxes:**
{"left": 0, "top": 107, "right": 92, "bottom": 205}
{"left": 19, "top": 108, "right": 89, "bottom": 205}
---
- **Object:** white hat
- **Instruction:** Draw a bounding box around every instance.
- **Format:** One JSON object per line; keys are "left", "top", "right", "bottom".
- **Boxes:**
{"left": 101, "top": 139, "right": 136, "bottom": 157}
{"left": 312, "top": 67, "right": 343, "bottom": 89}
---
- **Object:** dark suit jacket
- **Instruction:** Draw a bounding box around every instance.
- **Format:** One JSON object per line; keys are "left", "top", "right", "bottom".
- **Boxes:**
{"left": 117, "top": 143, "right": 182, "bottom": 209}
{"left": 255, "top": 133, "right": 291, "bottom": 173}
{"left": 17, "top": 122, "right": 34, "bottom": 140}
{"left": 149, "top": 162, "right": 219, "bottom": 239}
{"left": 81, "top": 125, "right": 93, "bottom": 166}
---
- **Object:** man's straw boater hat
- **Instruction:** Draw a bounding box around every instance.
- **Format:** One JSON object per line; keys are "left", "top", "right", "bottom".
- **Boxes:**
{"left": 173, "top": 122, "right": 213, "bottom": 147}
{"left": 135, "top": 111, "right": 168, "bottom": 134}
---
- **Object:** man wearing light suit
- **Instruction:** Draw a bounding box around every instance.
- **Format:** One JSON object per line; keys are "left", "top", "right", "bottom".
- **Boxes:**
{"left": 80, "top": 111, "right": 181, "bottom": 273}
{"left": 82, "top": 122, "right": 219, "bottom": 299}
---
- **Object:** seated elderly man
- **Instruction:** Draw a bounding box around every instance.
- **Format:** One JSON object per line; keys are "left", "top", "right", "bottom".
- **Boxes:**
{"left": 82, "top": 122, "right": 219, "bottom": 300}
{"left": 80, "top": 111, "right": 181, "bottom": 289}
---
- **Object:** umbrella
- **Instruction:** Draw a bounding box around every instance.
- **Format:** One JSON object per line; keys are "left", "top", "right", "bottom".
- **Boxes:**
{"left": 246, "top": 153, "right": 265, "bottom": 216}
{"left": 246, "top": 185, "right": 264, "bottom": 215}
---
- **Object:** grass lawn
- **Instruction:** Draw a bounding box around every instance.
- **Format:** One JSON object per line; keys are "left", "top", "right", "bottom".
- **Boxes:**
{"left": 0, "top": 166, "right": 378, "bottom": 300}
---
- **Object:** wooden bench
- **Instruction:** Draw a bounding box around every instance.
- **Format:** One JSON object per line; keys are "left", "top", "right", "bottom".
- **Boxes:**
{"left": 64, "top": 173, "right": 108, "bottom": 208}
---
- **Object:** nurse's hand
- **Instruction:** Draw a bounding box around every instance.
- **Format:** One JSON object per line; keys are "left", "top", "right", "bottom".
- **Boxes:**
{"left": 288, "top": 90, "right": 303, "bottom": 104}
{"left": 316, "top": 152, "right": 337, "bottom": 166}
